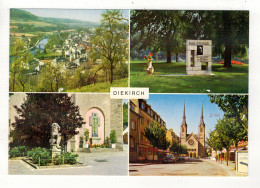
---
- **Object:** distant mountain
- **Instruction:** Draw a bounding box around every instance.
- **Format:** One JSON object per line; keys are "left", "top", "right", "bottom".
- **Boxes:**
{"left": 10, "top": 9, "right": 99, "bottom": 27}
{"left": 41, "top": 17, "right": 99, "bottom": 27}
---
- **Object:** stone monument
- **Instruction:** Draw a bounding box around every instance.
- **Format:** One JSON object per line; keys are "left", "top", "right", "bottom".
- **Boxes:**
{"left": 186, "top": 40, "right": 213, "bottom": 75}
{"left": 90, "top": 113, "right": 101, "bottom": 144}
{"left": 50, "top": 123, "right": 62, "bottom": 158}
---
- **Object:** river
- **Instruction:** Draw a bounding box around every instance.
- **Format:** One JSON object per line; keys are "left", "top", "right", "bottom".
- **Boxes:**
{"left": 9, "top": 37, "right": 49, "bottom": 64}
{"left": 30, "top": 37, "right": 49, "bottom": 55}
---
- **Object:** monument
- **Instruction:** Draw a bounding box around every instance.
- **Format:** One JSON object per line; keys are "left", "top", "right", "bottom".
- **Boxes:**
{"left": 50, "top": 123, "right": 62, "bottom": 158}
{"left": 186, "top": 40, "right": 213, "bottom": 75}
{"left": 90, "top": 112, "right": 101, "bottom": 144}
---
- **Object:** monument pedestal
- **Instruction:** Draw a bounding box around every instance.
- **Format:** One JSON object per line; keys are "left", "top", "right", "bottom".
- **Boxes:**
{"left": 50, "top": 144, "right": 61, "bottom": 158}
{"left": 91, "top": 137, "right": 101, "bottom": 145}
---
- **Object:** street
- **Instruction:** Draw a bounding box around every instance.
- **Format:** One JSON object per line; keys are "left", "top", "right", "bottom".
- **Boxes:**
{"left": 9, "top": 149, "right": 128, "bottom": 175}
{"left": 129, "top": 158, "right": 238, "bottom": 176}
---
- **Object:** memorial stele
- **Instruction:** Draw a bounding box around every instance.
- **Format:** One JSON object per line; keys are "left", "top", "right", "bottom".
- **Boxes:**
{"left": 186, "top": 40, "right": 213, "bottom": 75}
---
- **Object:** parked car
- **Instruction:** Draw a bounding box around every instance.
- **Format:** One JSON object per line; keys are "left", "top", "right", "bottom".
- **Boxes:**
{"left": 177, "top": 156, "right": 185, "bottom": 161}
{"left": 163, "top": 154, "right": 176, "bottom": 163}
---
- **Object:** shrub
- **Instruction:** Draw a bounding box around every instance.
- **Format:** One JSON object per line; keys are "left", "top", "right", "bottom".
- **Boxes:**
{"left": 104, "top": 137, "right": 111, "bottom": 147}
{"left": 84, "top": 129, "right": 89, "bottom": 143}
{"left": 27, "top": 147, "right": 51, "bottom": 166}
{"left": 53, "top": 152, "right": 78, "bottom": 165}
{"left": 9, "top": 146, "right": 29, "bottom": 158}
{"left": 110, "top": 130, "right": 117, "bottom": 144}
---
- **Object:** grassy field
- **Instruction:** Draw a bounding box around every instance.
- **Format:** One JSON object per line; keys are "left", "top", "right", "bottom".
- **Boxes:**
{"left": 67, "top": 78, "right": 129, "bottom": 92}
{"left": 130, "top": 60, "right": 248, "bottom": 93}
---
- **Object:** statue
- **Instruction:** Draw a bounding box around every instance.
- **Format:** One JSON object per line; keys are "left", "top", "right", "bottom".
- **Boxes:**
{"left": 50, "top": 123, "right": 61, "bottom": 153}
{"left": 145, "top": 53, "right": 154, "bottom": 74}
{"left": 90, "top": 113, "right": 100, "bottom": 137}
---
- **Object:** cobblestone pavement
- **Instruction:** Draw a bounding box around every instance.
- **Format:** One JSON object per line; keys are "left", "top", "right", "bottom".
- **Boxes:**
{"left": 129, "top": 158, "right": 240, "bottom": 176}
{"left": 9, "top": 147, "right": 128, "bottom": 175}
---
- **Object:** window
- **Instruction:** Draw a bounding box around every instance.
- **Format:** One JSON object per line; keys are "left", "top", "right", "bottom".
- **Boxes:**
{"left": 182, "top": 127, "right": 184, "bottom": 132}
{"left": 130, "top": 103, "right": 135, "bottom": 111}
{"left": 130, "top": 138, "right": 134, "bottom": 148}
{"left": 140, "top": 118, "right": 144, "bottom": 125}
{"left": 131, "top": 121, "right": 135, "bottom": 129}
{"left": 147, "top": 108, "right": 150, "bottom": 115}
{"left": 141, "top": 102, "right": 145, "bottom": 110}
{"left": 147, "top": 120, "right": 149, "bottom": 126}
{"left": 79, "top": 137, "right": 83, "bottom": 148}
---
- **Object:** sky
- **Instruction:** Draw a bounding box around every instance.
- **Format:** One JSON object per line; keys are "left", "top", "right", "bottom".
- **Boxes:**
{"left": 22, "top": 9, "right": 129, "bottom": 23}
{"left": 145, "top": 94, "right": 224, "bottom": 138}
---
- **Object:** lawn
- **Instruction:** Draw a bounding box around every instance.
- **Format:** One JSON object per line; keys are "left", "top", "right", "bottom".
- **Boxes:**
{"left": 130, "top": 60, "right": 248, "bottom": 93}
{"left": 67, "top": 78, "right": 129, "bottom": 92}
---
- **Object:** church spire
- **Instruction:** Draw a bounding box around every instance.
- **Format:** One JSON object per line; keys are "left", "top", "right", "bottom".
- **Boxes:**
{"left": 182, "top": 101, "right": 187, "bottom": 126}
{"left": 200, "top": 104, "right": 205, "bottom": 126}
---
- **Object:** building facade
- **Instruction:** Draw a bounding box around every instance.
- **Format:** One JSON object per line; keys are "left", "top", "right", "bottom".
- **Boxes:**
{"left": 129, "top": 99, "right": 178, "bottom": 162}
{"left": 180, "top": 103, "right": 206, "bottom": 158}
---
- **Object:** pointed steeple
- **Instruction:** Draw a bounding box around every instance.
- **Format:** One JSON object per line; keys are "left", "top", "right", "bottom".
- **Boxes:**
{"left": 182, "top": 101, "right": 187, "bottom": 126}
{"left": 200, "top": 104, "right": 205, "bottom": 126}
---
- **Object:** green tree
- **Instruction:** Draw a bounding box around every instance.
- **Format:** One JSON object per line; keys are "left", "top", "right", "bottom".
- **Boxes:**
{"left": 110, "top": 130, "right": 117, "bottom": 144}
{"left": 10, "top": 38, "right": 33, "bottom": 92}
{"left": 84, "top": 129, "right": 89, "bottom": 144}
{"left": 39, "top": 62, "right": 66, "bottom": 92}
{"left": 144, "top": 121, "right": 168, "bottom": 160}
{"left": 91, "top": 10, "right": 129, "bottom": 84}
{"left": 207, "top": 116, "right": 247, "bottom": 166}
{"left": 184, "top": 11, "right": 249, "bottom": 67}
{"left": 209, "top": 95, "right": 248, "bottom": 132}
{"left": 10, "top": 94, "right": 85, "bottom": 150}
{"left": 170, "top": 141, "right": 188, "bottom": 156}
{"left": 131, "top": 10, "right": 183, "bottom": 63}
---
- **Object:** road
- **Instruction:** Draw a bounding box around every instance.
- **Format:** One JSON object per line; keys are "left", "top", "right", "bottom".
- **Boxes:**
{"left": 9, "top": 149, "right": 128, "bottom": 175}
{"left": 129, "top": 159, "right": 237, "bottom": 176}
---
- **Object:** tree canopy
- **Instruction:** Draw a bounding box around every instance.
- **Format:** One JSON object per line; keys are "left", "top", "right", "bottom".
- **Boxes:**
{"left": 170, "top": 141, "right": 188, "bottom": 155}
{"left": 209, "top": 95, "right": 248, "bottom": 132}
{"left": 91, "top": 10, "right": 129, "bottom": 83}
{"left": 144, "top": 121, "right": 169, "bottom": 160}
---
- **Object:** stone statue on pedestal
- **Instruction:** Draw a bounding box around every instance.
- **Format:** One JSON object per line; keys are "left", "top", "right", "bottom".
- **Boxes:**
{"left": 50, "top": 123, "right": 61, "bottom": 157}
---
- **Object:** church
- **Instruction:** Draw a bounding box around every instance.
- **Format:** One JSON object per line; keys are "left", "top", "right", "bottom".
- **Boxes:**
{"left": 180, "top": 103, "right": 206, "bottom": 158}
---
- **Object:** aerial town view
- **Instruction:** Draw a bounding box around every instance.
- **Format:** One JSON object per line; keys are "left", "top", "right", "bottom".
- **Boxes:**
{"left": 9, "top": 9, "right": 129, "bottom": 92}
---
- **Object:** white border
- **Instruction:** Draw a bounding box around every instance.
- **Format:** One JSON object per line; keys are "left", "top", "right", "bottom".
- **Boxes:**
{"left": 1, "top": 0, "right": 260, "bottom": 188}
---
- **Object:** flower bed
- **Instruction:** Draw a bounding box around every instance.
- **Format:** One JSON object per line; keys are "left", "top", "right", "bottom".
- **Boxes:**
{"left": 218, "top": 60, "right": 244, "bottom": 65}
{"left": 89, "top": 144, "right": 110, "bottom": 148}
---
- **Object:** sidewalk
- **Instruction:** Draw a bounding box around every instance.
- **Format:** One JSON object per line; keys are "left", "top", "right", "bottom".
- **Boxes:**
{"left": 207, "top": 159, "right": 246, "bottom": 177}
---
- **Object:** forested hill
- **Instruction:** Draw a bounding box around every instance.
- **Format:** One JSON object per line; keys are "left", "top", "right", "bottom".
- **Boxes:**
{"left": 10, "top": 9, "right": 99, "bottom": 27}
{"left": 10, "top": 9, "right": 40, "bottom": 22}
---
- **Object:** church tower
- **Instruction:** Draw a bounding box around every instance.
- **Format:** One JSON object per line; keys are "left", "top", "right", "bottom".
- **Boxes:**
{"left": 180, "top": 102, "right": 187, "bottom": 145}
{"left": 198, "top": 104, "right": 206, "bottom": 157}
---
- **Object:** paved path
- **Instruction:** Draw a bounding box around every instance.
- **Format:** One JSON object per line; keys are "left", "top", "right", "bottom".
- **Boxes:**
{"left": 9, "top": 150, "right": 128, "bottom": 175}
{"left": 129, "top": 159, "right": 238, "bottom": 176}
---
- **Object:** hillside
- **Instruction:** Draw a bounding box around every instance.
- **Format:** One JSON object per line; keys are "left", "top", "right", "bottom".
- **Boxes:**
{"left": 10, "top": 9, "right": 99, "bottom": 28}
{"left": 10, "top": 9, "right": 41, "bottom": 22}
